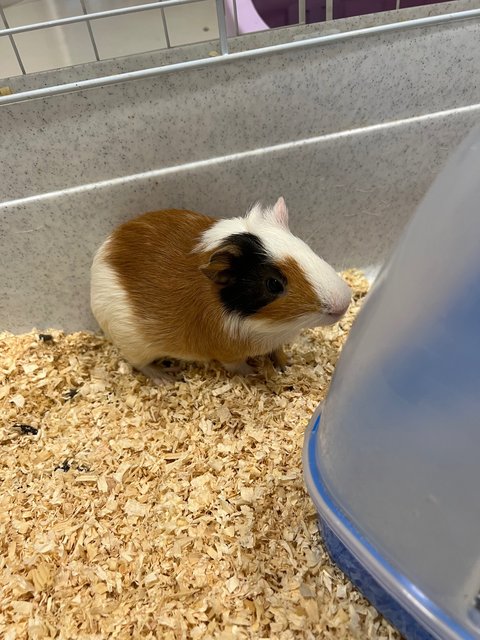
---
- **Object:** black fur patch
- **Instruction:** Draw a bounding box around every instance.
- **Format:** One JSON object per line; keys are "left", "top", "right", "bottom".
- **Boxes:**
{"left": 217, "top": 233, "right": 287, "bottom": 316}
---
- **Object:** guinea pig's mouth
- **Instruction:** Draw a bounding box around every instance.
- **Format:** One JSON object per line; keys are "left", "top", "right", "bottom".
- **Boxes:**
{"left": 316, "top": 309, "right": 348, "bottom": 326}
{"left": 294, "top": 311, "right": 345, "bottom": 330}
{"left": 319, "top": 295, "right": 351, "bottom": 325}
{"left": 326, "top": 310, "right": 347, "bottom": 322}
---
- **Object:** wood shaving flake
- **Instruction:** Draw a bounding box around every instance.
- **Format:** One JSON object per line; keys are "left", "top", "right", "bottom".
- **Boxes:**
{"left": 124, "top": 498, "right": 149, "bottom": 517}
{"left": 0, "top": 270, "right": 399, "bottom": 639}
{"left": 10, "top": 394, "right": 25, "bottom": 408}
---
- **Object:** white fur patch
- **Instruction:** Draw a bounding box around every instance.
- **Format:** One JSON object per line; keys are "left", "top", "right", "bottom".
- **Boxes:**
{"left": 197, "top": 203, "right": 351, "bottom": 314}
{"left": 195, "top": 216, "right": 249, "bottom": 253}
{"left": 222, "top": 310, "right": 326, "bottom": 356}
{"left": 90, "top": 240, "right": 161, "bottom": 368}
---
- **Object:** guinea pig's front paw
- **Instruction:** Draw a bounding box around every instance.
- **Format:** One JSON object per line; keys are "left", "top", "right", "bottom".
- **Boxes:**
{"left": 222, "top": 360, "right": 255, "bottom": 377}
{"left": 269, "top": 347, "right": 290, "bottom": 370}
{"left": 136, "top": 363, "right": 176, "bottom": 386}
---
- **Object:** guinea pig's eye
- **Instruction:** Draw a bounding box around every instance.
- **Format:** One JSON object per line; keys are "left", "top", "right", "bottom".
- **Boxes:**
{"left": 265, "top": 277, "right": 285, "bottom": 295}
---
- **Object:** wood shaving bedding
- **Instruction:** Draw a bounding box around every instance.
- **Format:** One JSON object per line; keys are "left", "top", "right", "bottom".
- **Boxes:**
{"left": 0, "top": 270, "right": 399, "bottom": 640}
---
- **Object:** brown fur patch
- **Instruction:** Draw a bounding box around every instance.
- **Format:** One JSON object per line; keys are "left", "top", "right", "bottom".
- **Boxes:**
{"left": 104, "top": 209, "right": 261, "bottom": 365}
{"left": 253, "top": 256, "right": 320, "bottom": 323}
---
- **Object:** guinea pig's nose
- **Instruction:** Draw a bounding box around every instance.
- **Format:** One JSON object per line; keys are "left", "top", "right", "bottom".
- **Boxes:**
{"left": 327, "top": 290, "right": 351, "bottom": 319}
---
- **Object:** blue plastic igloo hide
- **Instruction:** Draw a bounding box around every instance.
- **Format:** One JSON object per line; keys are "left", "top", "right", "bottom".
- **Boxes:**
{"left": 303, "top": 126, "right": 480, "bottom": 640}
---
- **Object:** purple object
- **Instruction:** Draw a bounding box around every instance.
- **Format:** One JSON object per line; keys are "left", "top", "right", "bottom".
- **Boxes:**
{"left": 401, "top": 0, "right": 449, "bottom": 7}
{"left": 225, "top": 0, "right": 453, "bottom": 36}
{"left": 252, "top": 0, "right": 326, "bottom": 27}
{"left": 224, "top": 0, "right": 269, "bottom": 36}
{"left": 333, "top": 0, "right": 396, "bottom": 19}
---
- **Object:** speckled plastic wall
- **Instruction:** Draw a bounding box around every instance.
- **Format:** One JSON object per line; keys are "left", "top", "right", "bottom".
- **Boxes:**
{"left": 1, "top": 4, "right": 480, "bottom": 331}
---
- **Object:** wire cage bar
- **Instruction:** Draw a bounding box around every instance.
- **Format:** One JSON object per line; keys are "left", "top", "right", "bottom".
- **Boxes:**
{"left": 1, "top": 1, "right": 479, "bottom": 107}
{"left": 0, "top": 0, "right": 206, "bottom": 37}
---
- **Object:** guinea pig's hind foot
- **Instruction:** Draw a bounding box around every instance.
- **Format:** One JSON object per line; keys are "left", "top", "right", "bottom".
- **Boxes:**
{"left": 222, "top": 360, "right": 255, "bottom": 377}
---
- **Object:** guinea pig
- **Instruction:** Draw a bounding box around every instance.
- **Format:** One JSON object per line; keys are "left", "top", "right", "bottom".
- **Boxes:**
{"left": 90, "top": 197, "right": 351, "bottom": 383}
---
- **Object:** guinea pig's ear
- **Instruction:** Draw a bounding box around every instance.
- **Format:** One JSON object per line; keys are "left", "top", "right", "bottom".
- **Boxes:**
{"left": 266, "top": 196, "right": 289, "bottom": 230}
{"left": 200, "top": 245, "right": 240, "bottom": 285}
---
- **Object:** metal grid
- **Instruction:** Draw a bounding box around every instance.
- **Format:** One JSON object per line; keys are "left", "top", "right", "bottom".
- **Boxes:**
{"left": 0, "top": 0, "right": 479, "bottom": 106}
{"left": 0, "top": 0, "right": 225, "bottom": 71}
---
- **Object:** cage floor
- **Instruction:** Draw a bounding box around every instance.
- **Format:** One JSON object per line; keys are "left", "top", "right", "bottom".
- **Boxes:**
{"left": 0, "top": 270, "right": 399, "bottom": 640}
